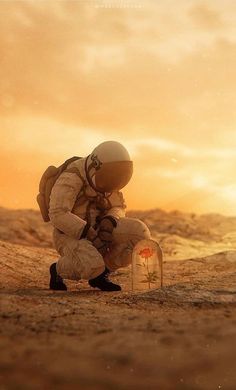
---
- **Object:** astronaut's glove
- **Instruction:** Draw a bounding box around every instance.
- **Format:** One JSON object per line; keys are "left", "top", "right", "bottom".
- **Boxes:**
{"left": 97, "top": 216, "right": 117, "bottom": 245}
{"left": 80, "top": 225, "right": 97, "bottom": 240}
{"left": 80, "top": 216, "right": 117, "bottom": 257}
{"left": 80, "top": 225, "right": 108, "bottom": 256}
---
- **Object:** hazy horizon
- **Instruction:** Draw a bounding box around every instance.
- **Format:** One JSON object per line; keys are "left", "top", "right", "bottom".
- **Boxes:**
{"left": 1, "top": 202, "right": 236, "bottom": 219}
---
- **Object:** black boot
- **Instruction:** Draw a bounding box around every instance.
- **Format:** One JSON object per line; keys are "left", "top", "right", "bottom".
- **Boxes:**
{"left": 89, "top": 267, "right": 121, "bottom": 292}
{"left": 49, "top": 263, "right": 67, "bottom": 291}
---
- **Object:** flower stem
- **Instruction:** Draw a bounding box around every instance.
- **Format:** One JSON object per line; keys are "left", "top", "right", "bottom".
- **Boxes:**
{"left": 146, "top": 256, "right": 151, "bottom": 289}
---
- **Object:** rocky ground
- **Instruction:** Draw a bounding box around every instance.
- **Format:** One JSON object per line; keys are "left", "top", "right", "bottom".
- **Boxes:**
{"left": 1, "top": 207, "right": 236, "bottom": 389}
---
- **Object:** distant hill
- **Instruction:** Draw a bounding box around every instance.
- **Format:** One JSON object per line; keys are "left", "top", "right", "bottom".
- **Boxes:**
{"left": 127, "top": 208, "right": 236, "bottom": 242}
{"left": 1, "top": 206, "right": 236, "bottom": 260}
{"left": 0, "top": 207, "right": 53, "bottom": 248}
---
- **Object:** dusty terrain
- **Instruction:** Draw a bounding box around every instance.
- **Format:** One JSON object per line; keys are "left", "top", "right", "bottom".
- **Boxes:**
{"left": 1, "top": 207, "right": 236, "bottom": 389}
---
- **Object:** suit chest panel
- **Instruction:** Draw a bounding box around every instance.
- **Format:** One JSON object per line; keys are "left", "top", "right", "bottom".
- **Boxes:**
{"left": 72, "top": 183, "right": 111, "bottom": 215}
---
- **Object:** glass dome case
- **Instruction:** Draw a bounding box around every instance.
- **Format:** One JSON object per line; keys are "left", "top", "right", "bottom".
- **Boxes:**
{"left": 132, "top": 239, "right": 163, "bottom": 292}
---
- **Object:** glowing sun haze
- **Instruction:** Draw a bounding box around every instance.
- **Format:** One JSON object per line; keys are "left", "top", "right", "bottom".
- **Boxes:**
{"left": 0, "top": 0, "right": 236, "bottom": 215}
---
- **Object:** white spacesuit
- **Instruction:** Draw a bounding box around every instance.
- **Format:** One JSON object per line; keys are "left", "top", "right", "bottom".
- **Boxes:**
{"left": 49, "top": 141, "right": 151, "bottom": 291}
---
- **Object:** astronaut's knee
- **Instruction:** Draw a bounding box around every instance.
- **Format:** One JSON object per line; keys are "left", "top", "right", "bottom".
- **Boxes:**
{"left": 127, "top": 217, "right": 151, "bottom": 240}
{"left": 121, "top": 253, "right": 132, "bottom": 267}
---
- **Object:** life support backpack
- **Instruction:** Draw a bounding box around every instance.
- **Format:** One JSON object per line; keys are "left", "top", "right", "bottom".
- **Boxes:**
{"left": 37, "top": 156, "right": 81, "bottom": 222}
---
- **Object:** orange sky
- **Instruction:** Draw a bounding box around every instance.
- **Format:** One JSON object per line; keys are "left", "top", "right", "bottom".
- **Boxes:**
{"left": 0, "top": 0, "right": 236, "bottom": 215}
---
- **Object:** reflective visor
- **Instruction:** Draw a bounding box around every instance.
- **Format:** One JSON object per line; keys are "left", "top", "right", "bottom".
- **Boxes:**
{"left": 95, "top": 161, "right": 133, "bottom": 192}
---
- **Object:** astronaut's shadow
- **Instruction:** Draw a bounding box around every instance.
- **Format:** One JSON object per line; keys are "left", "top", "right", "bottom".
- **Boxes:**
{"left": 1, "top": 287, "right": 115, "bottom": 298}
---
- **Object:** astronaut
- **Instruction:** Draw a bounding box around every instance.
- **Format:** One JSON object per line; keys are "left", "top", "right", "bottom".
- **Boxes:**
{"left": 49, "top": 141, "right": 151, "bottom": 291}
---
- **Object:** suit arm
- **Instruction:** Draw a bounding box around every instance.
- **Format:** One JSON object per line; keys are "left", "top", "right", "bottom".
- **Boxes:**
{"left": 49, "top": 171, "right": 87, "bottom": 239}
{"left": 105, "top": 191, "right": 126, "bottom": 220}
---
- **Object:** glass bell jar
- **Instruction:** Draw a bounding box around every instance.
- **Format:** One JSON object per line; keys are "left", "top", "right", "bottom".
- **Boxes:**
{"left": 132, "top": 239, "right": 163, "bottom": 292}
